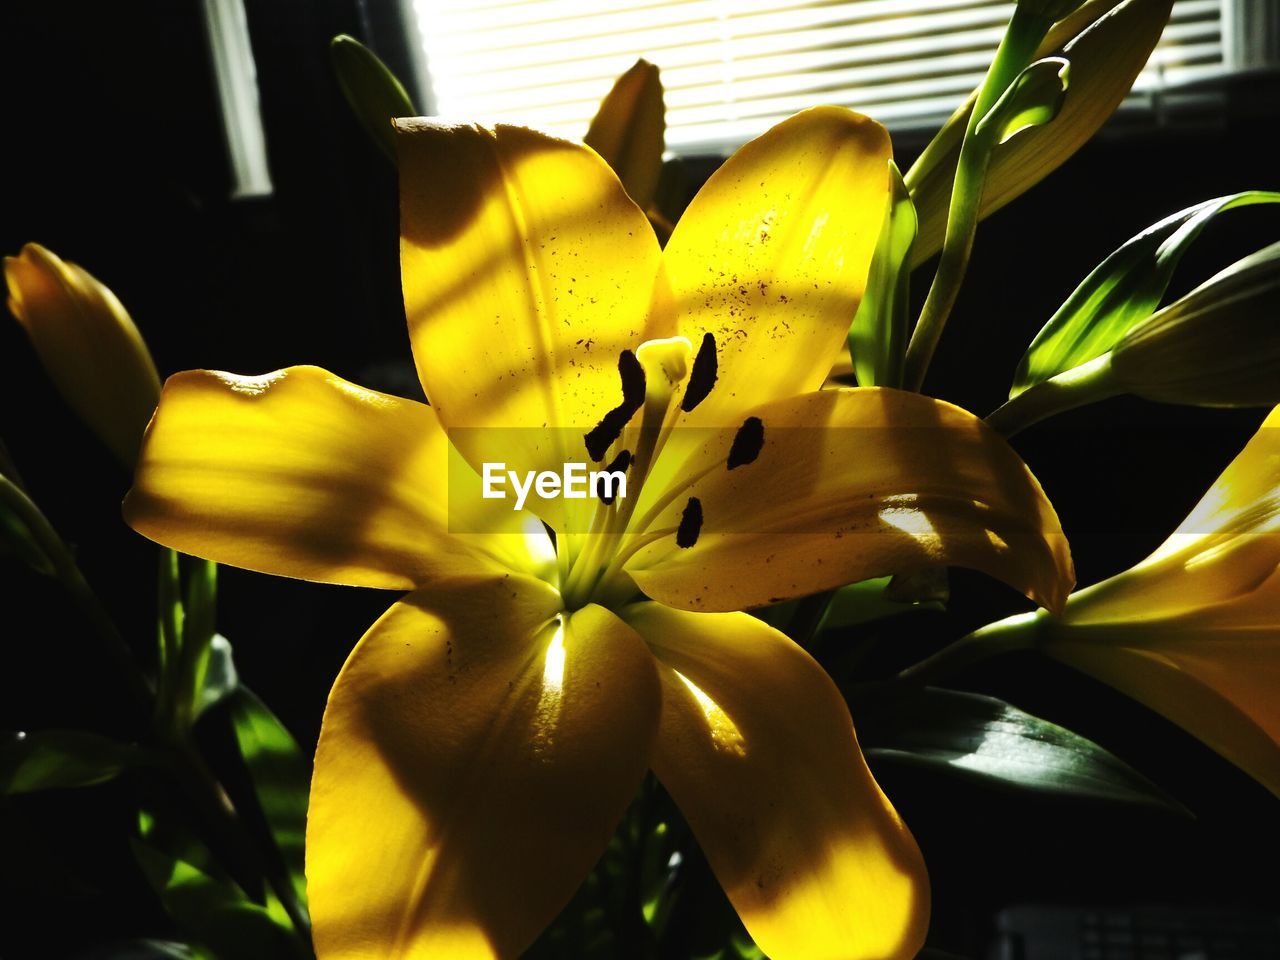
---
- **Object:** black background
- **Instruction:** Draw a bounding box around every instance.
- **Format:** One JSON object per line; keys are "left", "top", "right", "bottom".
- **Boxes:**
{"left": 2, "top": 1, "right": 1279, "bottom": 957}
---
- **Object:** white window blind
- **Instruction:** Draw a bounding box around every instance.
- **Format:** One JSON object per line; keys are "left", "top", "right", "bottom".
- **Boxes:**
{"left": 407, "top": 0, "right": 1229, "bottom": 154}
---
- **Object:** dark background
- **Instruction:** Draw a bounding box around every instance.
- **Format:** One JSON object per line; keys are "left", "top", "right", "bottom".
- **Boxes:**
{"left": 2, "top": 1, "right": 1279, "bottom": 957}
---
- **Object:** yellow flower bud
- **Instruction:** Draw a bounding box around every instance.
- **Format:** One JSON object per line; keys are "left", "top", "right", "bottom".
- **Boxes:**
{"left": 5, "top": 243, "right": 160, "bottom": 467}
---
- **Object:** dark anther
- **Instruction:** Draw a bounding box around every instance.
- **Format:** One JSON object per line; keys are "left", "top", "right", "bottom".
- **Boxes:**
{"left": 681, "top": 332, "right": 718, "bottom": 412}
{"left": 584, "top": 350, "right": 646, "bottom": 461}
{"left": 598, "top": 449, "right": 632, "bottom": 505}
{"left": 727, "top": 416, "right": 764, "bottom": 470}
{"left": 676, "top": 497, "right": 703, "bottom": 549}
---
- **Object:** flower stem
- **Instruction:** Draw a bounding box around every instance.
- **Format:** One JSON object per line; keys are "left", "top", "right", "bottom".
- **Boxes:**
{"left": 903, "top": 7, "right": 1051, "bottom": 391}
{"left": 985, "top": 353, "right": 1120, "bottom": 438}
{"left": 898, "top": 610, "right": 1046, "bottom": 684}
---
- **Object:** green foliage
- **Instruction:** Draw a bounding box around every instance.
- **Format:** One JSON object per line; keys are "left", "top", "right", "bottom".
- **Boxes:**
{"left": 849, "top": 162, "right": 916, "bottom": 388}
{"left": 858, "top": 686, "right": 1189, "bottom": 815}
{"left": 131, "top": 839, "right": 305, "bottom": 960}
{"left": 227, "top": 689, "right": 311, "bottom": 909}
{"left": 1012, "top": 190, "right": 1280, "bottom": 396}
{"left": 975, "top": 57, "right": 1070, "bottom": 147}
{"left": 329, "top": 34, "right": 416, "bottom": 160}
{"left": 0, "top": 730, "right": 148, "bottom": 794}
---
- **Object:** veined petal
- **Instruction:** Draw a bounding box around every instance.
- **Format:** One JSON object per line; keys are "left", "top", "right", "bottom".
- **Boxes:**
{"left": 628, "top": 388, "right": 1073, "bottom": 613}
{"left": 124, "top": 366, "right": 546, "bottom": 589}
{"left": 661, "top": 107, "right": 891, "bottom": 424}
{"left": 396, "top": 119, "right": 664, "bottom": 497}
{"left": 1065, "top": 406, "right": 1280, "bottom": 623}
{"left": 623, "top": 603, "right": 928, "bottom": 960}
{"left": 307, "top": 577, "right": 661, "bottom": 960}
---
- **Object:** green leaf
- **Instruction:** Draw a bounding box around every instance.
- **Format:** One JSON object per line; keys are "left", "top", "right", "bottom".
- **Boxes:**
{"left": 1, "top": 730, "right": 146, "bottom": 794}
{"left": 848, "top": 161, "right": 916, "bottom": 388}
{"left": 820, "top": 577, "right": 945, "bottom": 634}
{"left": 227, "top": 690, "right": 310, "bottom": 909}
{"left": 584, "top": 59, "right": 665, "bottom": 210}
{"left": 975, "top": 57, "right": 1070, "bottom": 147}
{"left": 195, "top": 633, "right": 238, "bottom": 717}
{"left": 330, "top": 34, "right": 416, "bottom": 160}
{"left": 131, "top": 840, "right": 303, "bottom": 960}
{"left": 1013, "top": 190, "right": 1280, "bottom": 396}
{"left": 857, "top": 686, "right": 1189, "bottom": 815}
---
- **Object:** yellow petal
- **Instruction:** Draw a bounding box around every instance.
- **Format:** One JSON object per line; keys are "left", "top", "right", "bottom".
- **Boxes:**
{"left": 396, "top": 119, "right": 664, "bottom": 499}
{"left": 1034, "top": 407, "right": 1280, "bottom": 796}
{"left": 1065, "top": 406, "right": 1280, "bottom": 623}
{"left": 661, "top": 107, "right": 891, "bottom": 423}
{"left": 1046, "top": 589, "right": 1280, "bottom": 797}
{"left": 628, "top": 388, "right": 1073, "bottom": 613}
{"left": 5, "top": 243, "right": 160, "bottom": 467}
{"left": 909, "top": 0, "right": 1173, "bottom": 264}
{"left": 308, "top": 577, "right": 661, "bottom": 959}
{"left": 624, "top": 603, "right": 928, "bottom": 960}
{"left": 124, "top": 366, "right": 544, "bottom": 589}
{"left": 584, "top": 59, "right": 665, "bottom": 210}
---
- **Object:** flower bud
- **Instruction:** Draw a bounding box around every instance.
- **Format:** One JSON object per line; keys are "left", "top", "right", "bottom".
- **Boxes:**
{"left": 1111, "top": 241, "right": 1280, "bottom": 407}
{"left": 5, "top": 243, "right": 160, "bottom": 467}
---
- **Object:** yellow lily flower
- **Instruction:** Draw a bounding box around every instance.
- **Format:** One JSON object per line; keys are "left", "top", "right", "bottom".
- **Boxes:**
{"left": 5, "top": 243, "right": 161, "bottom": 467}
{"left": 124, "top": 107, "right": 1073, "bottom": 959}
{"left": 1027, "top": 406, "right": 1280, "bottom": 797}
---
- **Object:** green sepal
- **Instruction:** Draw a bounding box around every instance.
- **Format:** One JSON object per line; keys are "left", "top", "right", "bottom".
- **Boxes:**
{"left": 849, "top": 161, "right": 916, "bottom": 388}
{"left": 975, "top": 56, "right": 1070, "bottom": 147}
{"left": 857, "top": 686, "right": 1190, "bottom": 816}
{"left": 1, "top": 730, "right": 150, "bottom": 795}
{"left": 1012, "top": 190, "right": 1280, "bottom": 396}
{"left": 330, "top": 34, "right": 416, "bottom": 161}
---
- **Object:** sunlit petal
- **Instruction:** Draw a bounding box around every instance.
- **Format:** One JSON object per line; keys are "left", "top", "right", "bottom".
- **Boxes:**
{"left": 661, "top": 106, "right": 891, "bottom": 424}
{"left": 628, "top": 387, "right": 1073, "bottom": 613}
{"left": 624, "top": 603, "right": 929, "bottom": 960}
{"left": 308, "top": 576, "right": 661, "bottom": 959}
{"left": 397, "top": 118, "right": 664, "bottom": 520}
{"left": 125, "top": 366, "right": 543, "bottom": 589}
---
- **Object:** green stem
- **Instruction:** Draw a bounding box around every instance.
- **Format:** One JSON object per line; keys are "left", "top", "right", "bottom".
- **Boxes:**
{"left": 0, "top": 472, "right": 153, "bottom": 713}
{"left": 986, "top": 353, "right": 1121, "bottom": 437}
{"left": 903, "top": 7, "right": 1051, "bottom": 391}
{"left": 898, "top": 610, "right": 1046, "bottom": 684}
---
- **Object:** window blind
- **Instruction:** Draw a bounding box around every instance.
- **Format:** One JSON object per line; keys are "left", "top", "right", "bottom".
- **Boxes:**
{"left": 408, "top": 0, "right": 1227, "bottom": 153}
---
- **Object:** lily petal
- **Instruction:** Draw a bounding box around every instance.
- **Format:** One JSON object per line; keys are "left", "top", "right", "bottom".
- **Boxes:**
{"left": 124, "top": 366, "right": 544, "bottom": 589}
{"left": 1065, "top": 406, "right": 1280, "bottom": 623}
{"left": 307, "top": 576, "right": 661, "bottom": 959}
{"left": 397, "top": 119, "right": 664, "bottom": 495}
{"left": 661, "top": 106, "right": 891, "bottom": 424}
{"left": 1046, "top": 592, "right": 1280, "bottom": 798}
{"left": 629, "top": 388, "right": 1073, "bottom": 613}
{"left": 623, "top": 603, "right": 929, "bottom": 960}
